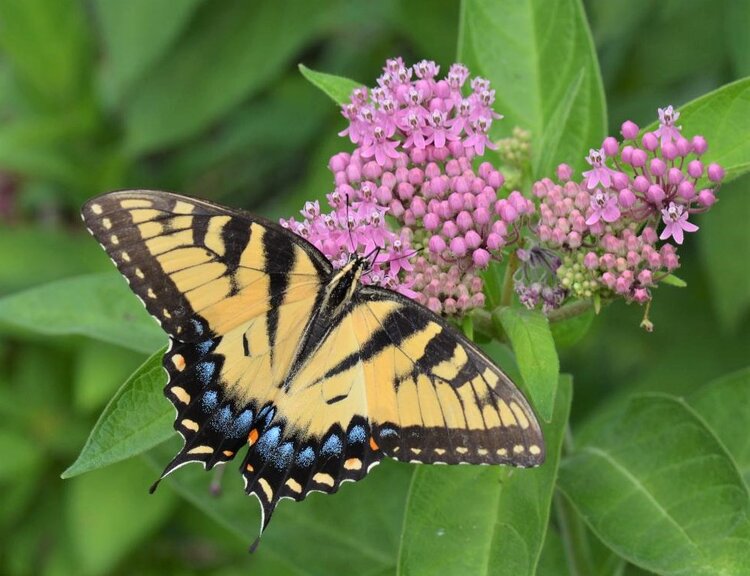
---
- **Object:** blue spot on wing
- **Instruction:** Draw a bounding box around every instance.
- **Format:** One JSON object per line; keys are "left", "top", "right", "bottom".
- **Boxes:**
{"left": 296, "top": 447, "right": 315, "bottom": 467}
{"left": 321, "top": 435, "right": 343, "bottom": 457}
{"left": 380, "top": 427, "right": 398, "bottom": 438}
{"left": 196, "top": 362, "right": 215, "bottom": 385}
{"left": 271, "top": 442, "right": 294, "bottom": 470}
{"left": 202, "top": 390, "right": 218, "bottom": 411}
{"left": 348, "top": 425, "right": 367, "bottom": 444}
{"left": 191, "top": 319, "right": 204, "bottom": 336}
{"left": 210, "top": 406, "right": 232, "bottom": 432}
{"left": 196, "top": 339, "right": 214, "bottom": 355}
{"left": 232, "top": 409, "right": 254, "bottom": 437}
{"left": 257, "top": 426, "right": 281, "bottom": 458}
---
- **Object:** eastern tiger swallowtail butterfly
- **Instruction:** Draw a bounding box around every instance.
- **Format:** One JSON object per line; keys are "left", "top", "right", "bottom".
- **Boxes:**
{"left": 81, "top": 190, "right": 545, "bottom": 539}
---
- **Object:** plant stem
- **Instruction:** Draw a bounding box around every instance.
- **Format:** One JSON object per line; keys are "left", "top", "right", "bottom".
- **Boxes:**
{"left": 500, "top": 251, "right": 519, "bottom": 307}
{"left": 555, "top": 426, "right": 597, "bottom": 576}
{"left": 546, "top": 299, "right": 594, "bottom": 323}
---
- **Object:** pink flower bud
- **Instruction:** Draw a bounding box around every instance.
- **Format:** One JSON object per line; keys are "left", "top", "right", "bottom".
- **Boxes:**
{"left": 707, "top": 163, "right": 725, "bottom": 182}
{"left": 425, "top": 162, "right": 441, "bottom": 180}
{"left": 650, "top": 158, "right": 666, "bottom": 177}
{"left": 443, "top": 298, "right": 457, "bottom": 315}
{"left": 472, "top": 248, "right": 490, "bottom": 268}
{"left": 633, "top": 288, "right": 650, "bottom": 303}
{"left": 446, "top": 159, "right": 461, "bottom": 177}
{"left": 675, "top": 137, "right": 691, "bottom": 157}
{"left": 627, "top": 250, "right": 641, "bottom": 266}
{"left": 411, "top": 197, "right": 427, "bottom": 218}
{"left": 329, "top": 153, "right": 350, "bottom": 172}
{"left": 453, "top": 176, "right": 470, "bottom": 194}
{"left": 601, "top": 272, "right": 616, "bottom": 288}
{"left": 403, "top": 209, "right": 416, "bottom": 226}
{"left": 603, "top": 136, "right": 619, "bottom": 156}
{"left": 663, "top": 252, "right": 679, "bottom": 271}
{"left": 381, "top": 171, "right": 396, "bottom": 190}
{"left": 647, "top": 185, "right": 665, "bottom": 204}
{"left": 450, "top": 236, "right": 467, "bottom": 256}
{"left": 638, "top": 269, "right": 653, "bottom": 286}
{"left": 621, "top": 145, "right": 633, "bottom": 164}
{"left": 395, "top": 167, "right": 409, "bottom": 183}
{"left": 390, "top": 199, "right": 404, "bottom": 218}
{"left": 600, "top": 254, "right": 616, "bottom": 269}
{"left": 642, "top": 132, "right": 658, "bottom": 151}
{"left": 430, "top": 176, "right": 447, "bottom": 197}
{"left": 375, "top": 185, "right": 392, "bottom": 204}
{"left": 488, "top": 170, "right": 504, "bottom": 189}
{"left": 409, "top": 147, "right": 427, "bottom": 165}
{"left": 615, "top": 276, "right": 631, "bottom": 294}
{"left": 462, "top": 193, "right": 476, "bottom": 211}
{"left": 486, "top": 233, "right": 504, "bottom": 250}
{"left": 474, "top": 207, "right": 490, "bottom": 225}
{"left": 498, "top": 201, "right": 518, "bottom": 223}
{"left": 687, "top": 160, "right": 703, "bottom": 179}
{"left": 438, "top": 200, "right": 452, "bottom": 219}
{"left": 491, "top": 220, "right": 507, "bottom": 236}
{"left": 363, "top": 161, "right": 382, "bottom": 180}
{"left": 428, "top": 235, "right": 446, "bottom": 254}
{"left": 583, "top": 252, "right": 598, "bottom": 269}
{"left": 448, "top": 192, "right": 463, "bottom": 213}
{"left": 508, "top": 191, "right": 527, "bottom": 212}
{"left": 633, "top": 176, "right": 651, "bottom": 194}
{"left": 619, "top": 188, "right": 636, "bottom": 207}
{"left": 661, "top": 142, "right": 677, "bottom": 160}
{"left": 692, "top": 135, "right": 707, "bottom": 155}
{"left": 471, "top": 292, "right": 485, "bottom": 308}
{"left": 612, "top": 171, "right": 630, "bottom": 190}
{"left": 397, "top": 182, "right": 415, "bottom": 201}
{"left": 442, "top": 220, "right": 458, "bottom": 238}
{"left": 556, "top": 163, "right": 573, "bottom": 181}
{"left": 630, "top": 148, "right": 647, "bottom": 167}
{"left": 667, "top": 168, "right": 683, "bottom": 185}
{"left": 346, "top": 163, "right": 362, "bottom": 182}
{"left": 456, "top": 210, "right": 473, "bottom": 232}
{"left": 677, "top": 181, "right": 695, "bottom": 200}
{"left": 427, "top": 297, "right": 442, "bottom": 313}
{"left": 646, "top": 251, "right": 662, "bottom": 268}
{"left": 423, "top": 212, "right": 440, "bottom": 230}
{"left": 408, "top": 168, "right": 425, "bottom": 185}
{"left": 698, "top": 189, "right": 716, "bottom": 207}
{"left": 621, "top": 120, "right": 639, "bottom": 140}
{"left": 642, "top": 227, "right": 658, "bottom": 244}
{"left": 465, "top": 230, "right": 482, "bottom": 249}
{"left": 478, "top": 162, "right": 493, "bottom": 180}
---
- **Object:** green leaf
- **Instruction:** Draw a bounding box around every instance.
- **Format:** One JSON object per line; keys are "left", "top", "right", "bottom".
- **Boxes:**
{"left": 0, "top": 227, "right": 108, "bottom": 293}
{"left": 458, "top": 0, "right": 606, "bottom": 176}
{"left": 644, "top": 78, "right": 750, "bottom": 183}
{"left": 62, "top": 348, "right": 172, "bottom": 479}
{"left": 698, "top": 175, "right": 750, "bottom": 331}
{"left": 0, "top": 273, "right": 165, "bottom": 353}
{"left": 559, "top": 393, "right": 750, "bottom": 576}
{"left": 690, "top": 367, "right": 750, "bottom": 486}
{"left": 93, "top": 0, "right": 203, "bottom": 105}
{"left": 397, "top": 376, "right": 572, "bottom": 576}
{"left": 145, "top": 439, "right": 412, "bottom": 575}
{"left": 496, "top": 307, "right": 559, "bottom": 422}
{"left": 727, "top": 2, "right": 750, "bottom": 77}
{"left": 124, "top": 0, "right": 337, "bottom": 155}
{"left": 67, "top": 458, "right": 175, "bottom": 575}
{"left": 550, "top": 307, "right": 595, "bottom": 349}
{"left": 659, "top": 274, "right": 687, "bottom": 288}
{"left": 0, "top": 0, "right": 91, "bottom": 109}
{"left": 74, "top": 341, "right": 143, "bottom": 413}
{"left": 298, "top": 64, "right": 361, "bottom": 105}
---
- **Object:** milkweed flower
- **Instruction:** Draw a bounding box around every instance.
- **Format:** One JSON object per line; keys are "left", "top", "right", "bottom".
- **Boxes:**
{"left": 285, "top": 58, "right": 524, "bottom": 316}
{"left": 517, "top": 105, "right": 722, "bottom": 312}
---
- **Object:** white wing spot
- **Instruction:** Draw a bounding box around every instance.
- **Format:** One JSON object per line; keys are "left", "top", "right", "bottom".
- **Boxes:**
{"left": 110, "top": 235, "right": 119, "bottom": 245}
{"left": 102, "top": 218, "right": 112, "bottom": 229}
{"left": 513, "top": 445, "right": 525, "bottom": 454}
{"left": 91, "top": 203, "right": 103, "bottom": 215}
{"left": 135, "top": 268, "right": 145, "bottom": 279}
{"left": 456, "top": 447, "right": 468, "bottom": 454}
{"left": 529, "top": 445, "right": 541, "bottom": 456}
{"left": 497, "top": 448, "right": 508, "bottom": 456}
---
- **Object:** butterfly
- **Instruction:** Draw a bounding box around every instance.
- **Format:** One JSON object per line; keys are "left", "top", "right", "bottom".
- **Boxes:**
{"left": 82, "top": 190, "right": 545, "bottom": 539}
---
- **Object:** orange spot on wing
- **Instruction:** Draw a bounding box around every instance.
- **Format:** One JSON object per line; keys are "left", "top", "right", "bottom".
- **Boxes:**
{"left": 246, "top": 464, "right": 254, "bottom": 472}
{"left": 248, "top": 429, "right": 259, "bottom": 446}
{"left": 369, "top": 436, "right": 379, "bottom": 451}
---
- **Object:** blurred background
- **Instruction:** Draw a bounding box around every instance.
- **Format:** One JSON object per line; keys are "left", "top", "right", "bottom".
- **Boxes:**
{"left": 0, "top": 0, "right": 747, "bottom": 574}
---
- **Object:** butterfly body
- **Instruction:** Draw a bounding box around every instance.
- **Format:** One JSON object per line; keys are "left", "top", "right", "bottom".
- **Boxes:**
{"left": 82, "top": 190, "right": 545, "bottom": 535}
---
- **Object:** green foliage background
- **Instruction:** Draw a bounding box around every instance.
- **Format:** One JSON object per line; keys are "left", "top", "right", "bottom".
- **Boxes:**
{"left": 0, "top": 1, "right": 748, "bottom": 575}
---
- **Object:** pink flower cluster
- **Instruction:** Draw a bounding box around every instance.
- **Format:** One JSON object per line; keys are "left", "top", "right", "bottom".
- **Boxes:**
{"left": 279, "top": 195, "right": 416, "bottom": 298}
{"left": 283, "top": 58, "right": 522, "bottom": 316}
{"left": 519, "top": 105, "right": 722, "bottom": 307}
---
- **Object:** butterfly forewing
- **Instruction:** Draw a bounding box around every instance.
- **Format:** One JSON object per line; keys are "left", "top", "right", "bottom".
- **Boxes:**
{"left": 82, "top": 190, "right": 544, "bottom": 539}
